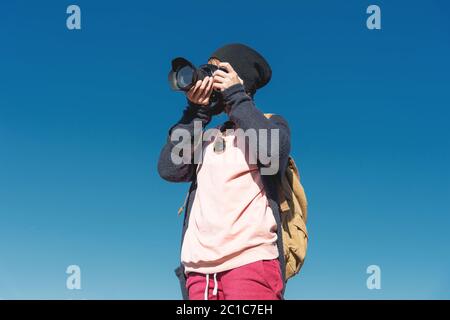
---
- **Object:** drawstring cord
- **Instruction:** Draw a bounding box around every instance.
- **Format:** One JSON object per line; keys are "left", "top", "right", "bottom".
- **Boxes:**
{"left": 204, "top": 273, "right": 218, "bottom": 300}
{"left": 204, "top": 274, "right": 209, "bottom": 300}
{"left": 213, "top": 273, "right": 218, "bottom": 296}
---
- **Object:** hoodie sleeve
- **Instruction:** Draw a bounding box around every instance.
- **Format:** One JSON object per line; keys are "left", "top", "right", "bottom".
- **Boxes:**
{"left": 222, "top": 83, "right": 291, "bottom": 175}
{"left": 157, "top": 101, "right": 211, "bottom": 182}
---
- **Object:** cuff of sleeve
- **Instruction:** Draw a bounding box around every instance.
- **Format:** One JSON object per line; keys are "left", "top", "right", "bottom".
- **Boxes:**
{"left": 186, "top": 99, "right": 211, "bottom": 126}
{"left": 222, "top": 83, "right": 246, "bottom": 103}
{"left": 187, "top": 99, "right": 203, "bottom": 108}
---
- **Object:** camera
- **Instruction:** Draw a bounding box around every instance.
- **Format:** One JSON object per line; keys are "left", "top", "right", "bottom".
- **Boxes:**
{"left": 168, "top": 57, "right": 227, "bottom": 104}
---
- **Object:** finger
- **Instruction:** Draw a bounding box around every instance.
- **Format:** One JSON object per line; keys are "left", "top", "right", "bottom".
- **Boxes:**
{"left": 205, "top": 77, "right": 214, "bottom": 94}
{"left": 219, "top": 62, "right": 234, "bottom": 73}
{"left": 200, "top": 77, "right": 209, "bottom": 90}
{"left": 212, "top": 82, "right": 225, "bottom": 91}
{"left": 199, "top": 89, "right": 212, "bottom": 105}
{"left": 199, "top": 78, "right": 213, "bottom": 101}
{"left": 192, "top": 80, "right": 202, "bottom": 93}
{"left": 213, "top": 70, "right": 229, "bottom": 78}
{"left": 213, "top": 74, "right": 226, "bottom": 83}
{"left": 188, "top": 80, "right": 202, "bottom": 97}
{"left": 193, "top": 77, "right": 209, "bottom": 100}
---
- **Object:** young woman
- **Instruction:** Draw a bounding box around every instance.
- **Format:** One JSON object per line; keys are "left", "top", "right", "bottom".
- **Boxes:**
{"left": 158, "top": 44, "right": 291, "bottom": 300}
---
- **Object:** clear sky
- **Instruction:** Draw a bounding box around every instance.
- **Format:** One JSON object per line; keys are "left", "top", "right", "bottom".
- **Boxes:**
{"left": 0, "top": 0, "right": 449, "bottom": 299}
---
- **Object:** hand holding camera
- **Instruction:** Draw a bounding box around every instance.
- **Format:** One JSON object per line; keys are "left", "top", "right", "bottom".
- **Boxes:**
{"left": 211, "top": 62, "right": 243, "bottom": 92}
{"left": 186, "top": 77, "right": 214, "bottom": 106}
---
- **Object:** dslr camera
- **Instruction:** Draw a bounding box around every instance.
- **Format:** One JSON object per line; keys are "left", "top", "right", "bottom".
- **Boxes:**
{"left": 168, "top": 57, "right": 227, "bottom": 106}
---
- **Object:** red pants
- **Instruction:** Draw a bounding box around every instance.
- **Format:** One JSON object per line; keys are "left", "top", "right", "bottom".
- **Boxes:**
{"left": 186, "top": 259, "right": 283, "bottom": 300}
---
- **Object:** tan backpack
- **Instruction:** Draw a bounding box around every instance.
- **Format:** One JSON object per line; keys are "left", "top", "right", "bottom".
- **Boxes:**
{"left": 265, "top": 114, "right": 308, "bottom": 281}
{"left": 277, "top": 156, "right": 309, "bottom": 280}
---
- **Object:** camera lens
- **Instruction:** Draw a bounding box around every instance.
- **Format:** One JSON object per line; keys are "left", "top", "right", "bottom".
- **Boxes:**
{"left": 176, "top": 65, "right": 195, "bottom": 90}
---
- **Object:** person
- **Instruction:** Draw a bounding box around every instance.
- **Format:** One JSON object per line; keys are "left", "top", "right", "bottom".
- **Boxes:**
{"left": 158, "top": 43, "right": 291, "bottom": 300}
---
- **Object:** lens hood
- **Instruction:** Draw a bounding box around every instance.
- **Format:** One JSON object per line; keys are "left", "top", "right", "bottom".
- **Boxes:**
{"left": 168, "top": 57, "right": 197, "bottom": 91}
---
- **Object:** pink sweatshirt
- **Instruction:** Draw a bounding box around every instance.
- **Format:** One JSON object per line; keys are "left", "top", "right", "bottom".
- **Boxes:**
{"left": 181, "top": 127, "right": 279, "bottom": 275}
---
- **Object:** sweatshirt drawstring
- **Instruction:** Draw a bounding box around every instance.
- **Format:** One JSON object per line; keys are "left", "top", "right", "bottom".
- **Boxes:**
{"left": 213, "top": 273, "right": 218, "bottom": 296}
{"left": 204, "top": 274, "right": 209, "bottom": 300}
{"left": 204, "top": 273, "right": 218, "bottom": 300}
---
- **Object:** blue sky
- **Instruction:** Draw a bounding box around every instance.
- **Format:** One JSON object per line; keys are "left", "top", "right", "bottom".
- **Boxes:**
{"left": 0, "top": 0, "right": 449, "bottom": 299}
